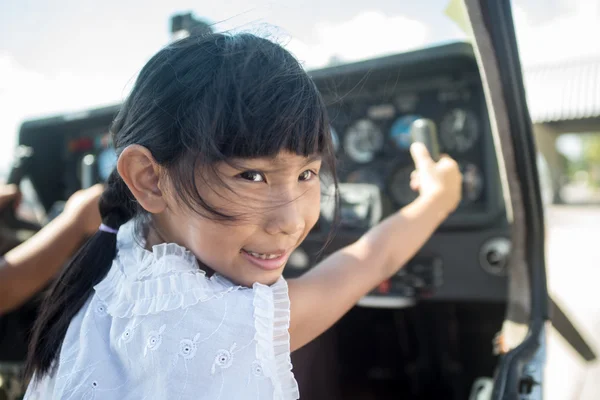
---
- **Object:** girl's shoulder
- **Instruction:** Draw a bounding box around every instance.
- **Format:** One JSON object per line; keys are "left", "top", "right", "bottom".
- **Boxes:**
{"left": 94, "top": 219, "right": 286, "bottom": 319}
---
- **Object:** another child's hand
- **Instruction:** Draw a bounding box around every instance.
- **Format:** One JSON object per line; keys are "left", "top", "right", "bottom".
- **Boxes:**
{"left": 409, "top": 142, "right": 462, "bottom": 216}
{"left": 63, "top": 184, "right": 104, "bottom": 238}
{"left": 0, "top": 184, "right": 21, "bottom": 211}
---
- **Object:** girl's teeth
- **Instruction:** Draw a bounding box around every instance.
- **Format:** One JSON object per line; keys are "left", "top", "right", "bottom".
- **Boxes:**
{"left": 248, "top": 251, "right": 280, "bottom": 260}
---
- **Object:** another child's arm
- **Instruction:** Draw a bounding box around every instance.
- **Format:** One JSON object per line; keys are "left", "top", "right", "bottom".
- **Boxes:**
{"left": 0, "top": 185, "right": 103, "bottom": 315}
{"left": 288, "top": 143, "right": 462, "bottom": 351}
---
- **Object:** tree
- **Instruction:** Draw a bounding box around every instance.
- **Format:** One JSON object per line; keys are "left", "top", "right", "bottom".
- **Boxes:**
{"left": 581, "top": 134, "right": 600, "bottom": 186}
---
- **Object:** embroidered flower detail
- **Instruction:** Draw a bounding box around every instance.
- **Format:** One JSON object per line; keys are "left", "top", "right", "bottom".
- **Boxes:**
{"left": 95, "top": 301, "right": 108, "bottom": 316}
{"left": 211, "top": 343, "right": 237, "bottom": 375}
{"left": 179, "top": 340, "right": 195, "bottom": 359}
{"left": 121, "top": 327, "right": 134, "bottom": 344}
{"left": 144, "top": 325, "right": 166, "bottom": 356}
{"left": 178, "top": 333, "right": 201, "bottom": 360}
{"left": 251, "top": 360, "right": 264, "bottom": 377}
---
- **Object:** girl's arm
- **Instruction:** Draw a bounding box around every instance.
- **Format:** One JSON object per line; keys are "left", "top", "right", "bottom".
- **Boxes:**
{"left": 288, "top": 144, "right": 462, "bottom": 351}
{"left": 0, "top": 185, "right": 103, "bottom": 315}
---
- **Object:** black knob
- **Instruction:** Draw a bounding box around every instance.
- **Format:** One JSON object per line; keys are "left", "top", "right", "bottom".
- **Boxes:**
{"left": 410, "top": 119, "right": 440, "bottom": 161}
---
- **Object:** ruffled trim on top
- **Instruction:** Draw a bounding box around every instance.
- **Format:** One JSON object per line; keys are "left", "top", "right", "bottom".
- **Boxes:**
{"left": 115, "top": 220, "right": 200, "bottom": 282}
{"left": 253, "top": 279, "right": 299, "bottom": 400}
{"left": 94, "top": 220, "right": 241, "bottom": 318}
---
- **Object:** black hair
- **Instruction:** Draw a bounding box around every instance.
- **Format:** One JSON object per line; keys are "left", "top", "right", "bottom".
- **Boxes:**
{"left": 25, "top": 32, "right": 338, "bottom": 380}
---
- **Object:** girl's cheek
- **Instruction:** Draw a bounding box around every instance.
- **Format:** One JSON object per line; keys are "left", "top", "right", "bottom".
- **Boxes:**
{"left": 303, "top": 192, "right": 322, "bottom": 229}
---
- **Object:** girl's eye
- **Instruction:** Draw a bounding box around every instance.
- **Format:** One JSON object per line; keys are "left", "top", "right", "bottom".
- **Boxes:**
{"left": 239, "top": 171, "right": 265, "bottom": 182}
{"left": 299, "top": 170, "right": 317, "bottom": 181}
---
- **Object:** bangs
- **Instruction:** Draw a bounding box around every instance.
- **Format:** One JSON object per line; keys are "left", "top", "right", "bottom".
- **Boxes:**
{"left": 218, "top": 77, "right": 329, "bottom": 160}
{"left": 216, "top": 62, "right": 329, "bottom": 160}
{"left": 174, "top": 34, "right": 332, "bottom": 165}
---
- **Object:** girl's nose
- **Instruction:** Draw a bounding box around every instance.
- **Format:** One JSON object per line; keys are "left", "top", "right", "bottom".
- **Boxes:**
{"left": 264, "top": 196, "right": 305, "bottom": 237}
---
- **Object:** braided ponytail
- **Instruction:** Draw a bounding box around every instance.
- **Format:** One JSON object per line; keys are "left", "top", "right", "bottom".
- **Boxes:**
{"left": 25, "top": 170, "right": 137, "bottom": 381}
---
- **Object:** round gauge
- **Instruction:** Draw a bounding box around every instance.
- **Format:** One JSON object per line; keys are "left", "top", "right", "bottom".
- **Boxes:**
{"left": 460, "top": 163, "right": 484, "bottom": 203}
{"left": 346, "top": 168, "right": 385, "bottom": 190}
{"left": 389, "top": 166, "right": 419, "bottom": 206}
{"left": 439, "top": 108, "right": 480, "bottom": 153}
{"left": 97, "top": 148, "right": 118, "bottom": 181}
{"left": 343, "top": 119, "right": 384, "bottom": 163}
{"left": 330, "top": 125, "right": 340, "bottom": 154}
{"left": 390, "top": 115, "right": 421, "bottom": 150}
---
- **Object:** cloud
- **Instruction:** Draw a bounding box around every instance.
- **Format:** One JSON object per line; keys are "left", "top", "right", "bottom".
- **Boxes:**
{"left": 285, "top": 11, "right": 430, "bottom": 69}
{"left": 513, "top": 1, "right": 600, "bottom": 66}
{"left": 0, "top": 55, "right": 46, "bottom": 92}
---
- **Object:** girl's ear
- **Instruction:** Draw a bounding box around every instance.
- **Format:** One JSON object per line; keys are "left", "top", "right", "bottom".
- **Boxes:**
{"left": 117, "top": 145, "right": 167, "bottom": 214}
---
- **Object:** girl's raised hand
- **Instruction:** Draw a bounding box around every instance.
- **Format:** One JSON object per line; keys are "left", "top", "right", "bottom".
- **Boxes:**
{"left": 409, "top": 142, "right": 462, "bottom": 217}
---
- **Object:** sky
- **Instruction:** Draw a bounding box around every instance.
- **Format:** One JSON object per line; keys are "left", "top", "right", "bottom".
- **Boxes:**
{"left": 1, "top": 0, "right": 599, "bottom": 171}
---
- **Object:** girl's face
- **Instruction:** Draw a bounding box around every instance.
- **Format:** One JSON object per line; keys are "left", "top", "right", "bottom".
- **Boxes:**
{"left": 152, "top": 151, "right": 323, "bottom": 287}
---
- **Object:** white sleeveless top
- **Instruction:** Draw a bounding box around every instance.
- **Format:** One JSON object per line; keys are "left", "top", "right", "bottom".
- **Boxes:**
{"left": 25, "top": 220, "right": 299, "bottom": 400}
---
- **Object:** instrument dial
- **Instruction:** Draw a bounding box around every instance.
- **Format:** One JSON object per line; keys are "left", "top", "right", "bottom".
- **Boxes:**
{"left": 439, "top": 108, "right": 480, "bottom": 153}
{"left": 344, "top": 119, "right": 384, "bottom": 163}
{"left": 390, "top": 115, "right": 421, "bottom": 150}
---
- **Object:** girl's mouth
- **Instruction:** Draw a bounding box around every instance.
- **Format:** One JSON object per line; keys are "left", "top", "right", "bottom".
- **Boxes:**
{"left": 241, "top": 249, "right": 288, "bottom": 271}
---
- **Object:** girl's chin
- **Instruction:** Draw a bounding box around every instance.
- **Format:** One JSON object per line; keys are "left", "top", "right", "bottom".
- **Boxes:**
{"left": 235, "top": 270, "right": 284, "bottom": 288}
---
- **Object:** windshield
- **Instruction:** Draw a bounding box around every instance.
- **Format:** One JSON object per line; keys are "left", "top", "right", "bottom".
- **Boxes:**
{"left": 1, "top": 0, "right": 598, "bottom": 176}
{"left": 0, "top": 0, "right": 470, "bottom": 177}
{"left": 232, "top": 1, "right": 468, "bottom": 69}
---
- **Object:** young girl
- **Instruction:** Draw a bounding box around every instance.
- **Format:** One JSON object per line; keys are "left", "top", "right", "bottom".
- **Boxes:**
{"left": 24, "top": 33, "right": 461, "bottom": 399}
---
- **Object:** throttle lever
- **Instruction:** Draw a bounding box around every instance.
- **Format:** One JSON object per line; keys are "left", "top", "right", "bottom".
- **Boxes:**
{"left": 410, "top": 118, "right": 440, "bottom": 162}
